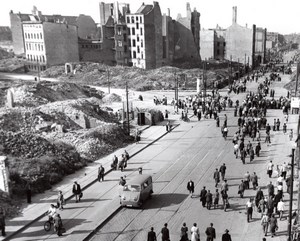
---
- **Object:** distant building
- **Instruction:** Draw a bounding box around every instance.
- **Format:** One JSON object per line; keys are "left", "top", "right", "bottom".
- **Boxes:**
{"left": 10, "top": 6, "right": 98, "bottom": 56}
{"left": 176, "top": 3, "right": 200, "bottom": 55}
{"left": 200, "top": 26, "right": 226, "bottom": 60}
{"left": 23, "top": 21, "right": 79, "bottom": 71}
{"left": 254, "top": 27, "right": 267, "bottom": 65}
{"left": 266, "top": 32, "right": 285, "bottom": 49}
{"left": 126, "top": 2, "right": 162, "bottom": 69}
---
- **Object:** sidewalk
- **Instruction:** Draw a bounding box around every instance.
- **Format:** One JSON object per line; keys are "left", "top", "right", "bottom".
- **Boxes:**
{"left": 1, "top": 115, "right": 182, "bottom": 241}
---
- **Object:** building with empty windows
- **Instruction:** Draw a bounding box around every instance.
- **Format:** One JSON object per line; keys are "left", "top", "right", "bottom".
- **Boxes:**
{"left": 23, "top": 21, "right": 79, "bottom": 71}
{"left": 125, "top": 2, "right": 162, "bottom": 69}
{"left": 200, "top": 27, "right": 226, "bottom": 61}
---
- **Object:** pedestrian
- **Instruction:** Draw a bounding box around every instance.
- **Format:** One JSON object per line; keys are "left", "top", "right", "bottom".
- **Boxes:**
{"left": 57, "top": 190, "right": 65, "bottom": 210}
{"left": 205, "top": 223, "right": 216, "bottom": 241}
{"left": 265, "top": 132, "right": 271, "bottom": 144}
{"left": 267, "top": 181, "right": 275, "bottom": 197}
{"left": 233, "top": 143, "right": 239, "bottom": 158}
{"left": 213, "top": 189, "right": 220, "bottom": 209}
{"left": 244, "top": 171, "right": 250, "bottom": 189}
{"left": 221, "top": 190, "right": 229, "bottom": 212}
{"left": 180, "top": 222, "right": 189, "bottom": 241}
{"left": 277, "top": 199, "right": 285, "bottom": 220}
{"left": 276, "top": 118, "right": 280, "bottom": 131}
{"left": 25, "top": 181, "right": 32, "bottom": 204}
{"left": 119, "top": 176, "right": 126, "bottom": 186}
{"left": 281, "top": 162, "right": 287, "bottom": 180}
{"left": 206, "top": 190, "right": 213, "bottom": 210}
{"left": 240, "top": 148, "right": 246, "bottom": 164}
{"left": 269, "top": 214, "right": 278, "bottom": 238}
{"left": 147, "top": 227, "right": 157, "bottom": 241}
{"left": 0, "top": 207, "right": 5, "bottom": 237}
{"left": 213, "top": 168, "right": 220, "bottom": 187}
{"left": 200, "top": 186, "right": 207, "bottom": 207}
{"left": 286, "top": 176, "right": 292, "bottom": 194}
{"left": 165, "top": 109, "right": 169, "bottom": 119}
{"left": 249, "top": 147, "right": 255, "bottom": 162}
{"left": 72, "top": 181, "right": 82, "bottom": 203}
{"left": 246, "top": 198, "right": 254, "bottom": 222}
{"left": 191, "top": 223, "right": 200, "bottom": 241}
{"left": 283, "top": 123, "right": 287, "bottom": 134}
{"left": 221, "top": 229, "right": 232, "bottom": 241}
{"left": 111, "top": 155, "right": 118, "bottom": 170}
{"left": 161, "top": 223, "right": 170, "bottom": 241}
{"left": 221, "top": 179, "right": 229, "bottom": 193}
{"left": 289, "top": 129, "right": 293, "bottom": 141}
{"left": 98, "top": 164, "right": 105, "bottom": 182}
{"left": 261, "top": 212, "right": 269, "bottom": 236}
{"left": 251, "top": 172, "right": 258, "bottom": 190}
{"left": 267, "top": 160, "right": 274, "bottom": 178}
{"left": 238, "top": 180, "right": 245, "bottom": 198}
{"left": 223, "top": 126, "right": 228, "bottom": 139}
{"left": 219, "top": 163, "right": 226, "bottom": 180}
{"left": 216, "top": 116, "right": 220, "bottom": 127}
{"left": 187, "top": 180, "right": 195, "bottom": 197}
{"left": 255, "top": 188, "right": 264, "bottom": 208}
{"left": 255, "top": 142, "right": 261, "bottom": 157}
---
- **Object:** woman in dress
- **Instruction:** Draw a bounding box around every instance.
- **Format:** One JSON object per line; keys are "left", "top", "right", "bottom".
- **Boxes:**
{"left": 180, "top": 222, "right": 188, "bottom": 241}
{"left": 191, "top": 223, "right": 200, "bottom": 241}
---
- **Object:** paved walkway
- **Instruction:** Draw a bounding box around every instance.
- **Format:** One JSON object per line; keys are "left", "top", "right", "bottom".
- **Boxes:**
{"left": 1, "top": 114, "right": 184, "bottom": 241}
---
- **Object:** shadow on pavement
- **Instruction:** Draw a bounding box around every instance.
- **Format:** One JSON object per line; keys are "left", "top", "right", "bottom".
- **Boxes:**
{"left": 143, "top": 193, "right": 189, "bottom": 209}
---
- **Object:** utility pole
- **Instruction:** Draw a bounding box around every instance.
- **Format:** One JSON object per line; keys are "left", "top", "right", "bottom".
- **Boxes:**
{"left": 203, "top": 60, "right": 206, "bottom": 102}
{"left": 174, "top": 71, "right": 178, "bottom": 113}
{"left": 296, "top": 62, "right": 299, "bottom": 96}
{"left": 247, "top": 56, "right": 250, "bottom": 78}
{"left": 288, "top": 148, "right": 295, "bottom": 241}
{"left": 230, "top": 55, "right": 233, "bottom": 84}
{"left": 107, "top": 68, "right": 110, "bottom": 94}
{"left": 125, "top": 81, "right": 130, "bottom": 135}
{"left": 37, "top": 58, "right": 40, "bottom": 81}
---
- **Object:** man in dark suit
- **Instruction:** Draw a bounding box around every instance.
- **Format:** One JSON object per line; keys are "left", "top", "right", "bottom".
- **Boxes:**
{"left": 72, "top": 181, "right": 81, "bottom": 203}
{"left": 205, "top": 223, "right": 216, "bottom": 241}
{"left": 147, "top": 227, "right": 157, "bottom": 241}
{"left": 187, "top": 180, "right": 195, "bottom": 197}
{"left": 161, "top": 223, "right": 170, "bottom": 241}
{"left": 200, "top": 186, "right": 207, "bottom": 207}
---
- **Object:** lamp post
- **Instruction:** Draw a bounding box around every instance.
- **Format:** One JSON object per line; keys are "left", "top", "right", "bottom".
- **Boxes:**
{"left": 174, "top": 71, "right": 178, "bottom": 113}
{"left": 203, "top": 59, "right": 207, "bottom": 103}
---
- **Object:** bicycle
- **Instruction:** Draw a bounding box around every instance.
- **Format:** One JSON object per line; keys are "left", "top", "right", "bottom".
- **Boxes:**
{"left": 44, "top": 217, "right": 54, "bottom": 232}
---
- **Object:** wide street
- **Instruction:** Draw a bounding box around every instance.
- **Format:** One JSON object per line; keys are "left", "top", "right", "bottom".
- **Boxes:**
{"left": 1, "top": 72, "right": 296, "bottom": 241}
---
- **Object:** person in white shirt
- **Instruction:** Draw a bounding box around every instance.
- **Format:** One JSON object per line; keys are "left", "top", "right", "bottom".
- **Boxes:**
{"left": 267, "top": 161, "right": 274, "bottom": 178}
{"left": 277, "top": 199, "right": 285, "bottom": 220}
{"left": 277, "top": 175, "right": 284, "bottom": 186}
{"left": 246, "top": 199, "right": 254, "bottom": 222}
{"left": 47, "top": 204, "right": 57, "bottom": 221}
{"left": 281, "top": 162, "right": 287, "bottom": 179}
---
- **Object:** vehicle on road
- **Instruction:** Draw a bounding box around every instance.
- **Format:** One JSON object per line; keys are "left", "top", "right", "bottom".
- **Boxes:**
{"left": 120, "top": 174, "right": 153, "bottom": 207}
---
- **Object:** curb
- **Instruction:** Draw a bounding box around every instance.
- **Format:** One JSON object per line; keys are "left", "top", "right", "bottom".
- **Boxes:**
{"left": 3, "top": 123, "right": 180, "bottom": 241}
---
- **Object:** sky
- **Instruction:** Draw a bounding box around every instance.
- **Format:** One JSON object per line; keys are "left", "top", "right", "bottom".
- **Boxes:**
{"left": 0, "top": 0, "right": 299, "bottom": 34}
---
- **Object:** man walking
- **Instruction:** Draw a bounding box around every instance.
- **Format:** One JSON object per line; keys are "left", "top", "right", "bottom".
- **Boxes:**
{"left": 187, "top": 180, "right": 195, "bottom": 197}
{"left": 221, "top": 229, "right": 232, "bottom": 241}
{"left": 213, "top": 168, "right": 220, "bottom": 188}
{"left": 205, "top": 223, "right": 216, "bottom": 241}
{"left": 200, "top": 186, "right": 208, "bottom": 207}
{"left": 98, "top": 164, "right": 105, "bottom": 182}
{"left": 72, "top": 181, "right": 82, "bottom": 203}
{"left": 161, "top": 223, "right": 170, "bottom": 241}
{"left": 246, "top": 198, "right": 254, "bottom": 222}
{"left": 261, "top": 213, "right": 269, "bottom": 236}
{"left": 0, "top": 208, "right": 5, "bottom": 237}
{"left": 147, "top": 227, "right": 157, "bottom": 241}
{"left": 206, "top": 190, "right": 213, "bottom": 210}
{"left": 251, "top": 172, "right": 258, "bottom": 190}
{"left": 219, "top": 163, "right": 227, "bottom": 180}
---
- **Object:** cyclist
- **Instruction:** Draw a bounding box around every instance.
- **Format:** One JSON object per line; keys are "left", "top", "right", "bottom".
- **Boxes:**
{"left": 47, "top": 204, "right": 57, "bottom": 222}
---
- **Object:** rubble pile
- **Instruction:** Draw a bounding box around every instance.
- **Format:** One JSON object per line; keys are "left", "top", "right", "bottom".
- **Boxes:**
{"left": 0, "top": 57, "right": 25, "bottom": 72}
{"left": 102, "top": 93, "right": 122, "bottom": 103}
{"left": 10, "top": 81, "right": 104, "bottom": 107}
{"left": 42, "top": 63, "right": 229, "bottom": 91}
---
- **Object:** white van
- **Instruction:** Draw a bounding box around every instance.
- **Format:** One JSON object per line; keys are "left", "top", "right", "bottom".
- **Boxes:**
{"left": 120, "top": 174, "right": 153, "bottom": 207}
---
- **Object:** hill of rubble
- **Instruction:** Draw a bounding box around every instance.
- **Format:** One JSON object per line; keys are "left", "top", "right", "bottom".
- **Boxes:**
{"left": 0, "top": 81, "right": 133, "bottom": 212}
{"left": 42, "top": 62, "right": 229, "bottom": 91}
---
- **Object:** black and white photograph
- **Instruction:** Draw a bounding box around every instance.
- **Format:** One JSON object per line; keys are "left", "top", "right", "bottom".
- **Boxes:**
{"left": 0, "top": 0, "right": 299, "bottom": 240}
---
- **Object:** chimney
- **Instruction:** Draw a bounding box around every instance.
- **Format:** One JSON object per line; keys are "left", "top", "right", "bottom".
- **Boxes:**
{"left": 167, "top": 8, "right": 170, "bottom": 17}
{"left": 232, "top": 6, "right": 237, "bottom": 24}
